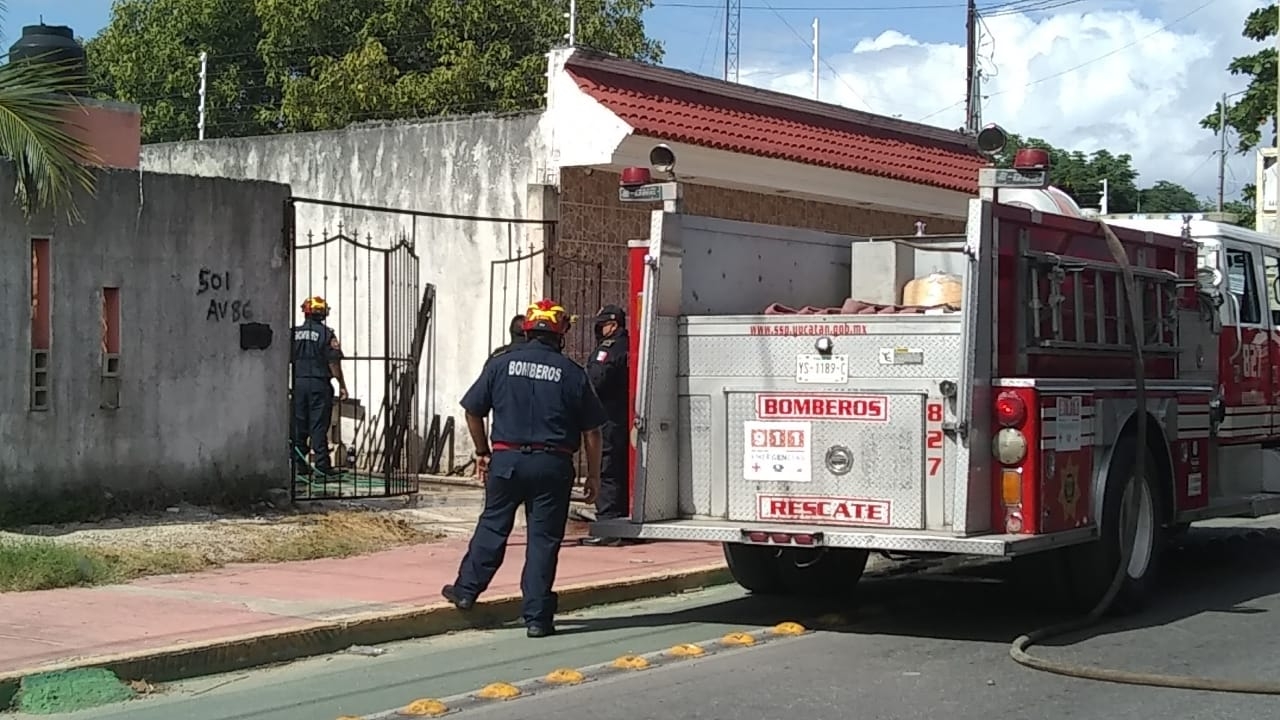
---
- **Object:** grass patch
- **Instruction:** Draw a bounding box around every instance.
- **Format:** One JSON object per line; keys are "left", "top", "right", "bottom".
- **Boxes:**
{"left": 0, "top": 511, "right": 434, "bottom": 593}
{"left": 0, "top": 541, "right": 205, "bottom": 592}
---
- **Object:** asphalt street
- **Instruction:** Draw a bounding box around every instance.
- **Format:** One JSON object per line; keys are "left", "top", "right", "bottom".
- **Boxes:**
{"left": 21, "top": 518, "right": 1280, "bottom": 720}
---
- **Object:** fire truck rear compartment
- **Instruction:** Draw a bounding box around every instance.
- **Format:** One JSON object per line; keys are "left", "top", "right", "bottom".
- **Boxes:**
{"left": 619, "top": 211, "right": 1004, "bottom": 547}
{"left": 682, "top": 317, "right": 958, "bottom": 532}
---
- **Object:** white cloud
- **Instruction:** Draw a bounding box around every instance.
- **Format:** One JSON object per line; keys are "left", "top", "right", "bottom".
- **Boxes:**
{"left": 740, "top": 0, "right": 1264, "bottom": 206}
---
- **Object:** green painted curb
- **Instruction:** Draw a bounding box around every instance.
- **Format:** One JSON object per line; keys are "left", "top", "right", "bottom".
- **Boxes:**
{"left": 1, "top": 564, "right": 731, "bottom": 707}
{"left": 13, "top": 668, "right": 136, "bottom": 715}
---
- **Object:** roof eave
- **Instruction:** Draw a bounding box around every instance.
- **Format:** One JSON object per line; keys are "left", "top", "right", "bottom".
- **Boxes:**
{"left": 563, "top": 48, "right": 982, "bottom": 156}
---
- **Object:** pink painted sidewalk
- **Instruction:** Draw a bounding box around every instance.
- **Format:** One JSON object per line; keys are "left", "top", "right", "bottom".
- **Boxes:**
{"left": 0, "top": 535, "right": 724, "bottom": 675}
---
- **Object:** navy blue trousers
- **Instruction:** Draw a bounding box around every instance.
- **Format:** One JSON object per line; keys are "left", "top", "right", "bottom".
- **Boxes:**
{"left": 291, "top": 377, "right": 334, "bottom": 471}
{"left": 453, "top": 450, "right": 574, "bottom": 626}
{"left": 595, "top": 419, "right": 630, "bottom": 520}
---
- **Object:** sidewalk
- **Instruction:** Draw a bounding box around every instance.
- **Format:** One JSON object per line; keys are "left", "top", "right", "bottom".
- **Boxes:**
{"left": 0, "top": 528, "right": 725, "bottom": 678}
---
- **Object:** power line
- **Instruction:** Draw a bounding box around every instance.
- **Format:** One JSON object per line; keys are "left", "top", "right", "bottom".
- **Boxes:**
{"left": 757, "top": 0, "right": 877, "bottom": 110}
{"left": 916, "top": 0, "right": 1217, "bottom": 123}
{"left": 652, "top": 0, "right": 1079, "bottom": 12}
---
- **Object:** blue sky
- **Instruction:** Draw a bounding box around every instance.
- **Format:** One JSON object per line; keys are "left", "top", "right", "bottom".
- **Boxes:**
{"left": 4, "top": 0, "right": 1261, "bottom": 200}
{"left": 8, "top": 0, "right": 965, "bottom": 79}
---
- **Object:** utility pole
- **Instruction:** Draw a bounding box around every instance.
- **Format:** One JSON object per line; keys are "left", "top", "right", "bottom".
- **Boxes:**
{"left": 963, "top": 0, "right": 977, "bottom": 132}
{"left": 566, "top": 0, "right": 577, "bottom": 46}
{"left": 811, "top": 18, "right": 820, "bottom": 100}
{"left": 1219, "top": 91, "right": 1229, "bottom": 212}
{"left": 1274, "top": 0, "right": 1279, "bottom": 234}
{"left": 197, "top": 51, "right": 208, "bottom": 141}
{"left": 1099, "top": 178, "right": 1110, "bottom": 216}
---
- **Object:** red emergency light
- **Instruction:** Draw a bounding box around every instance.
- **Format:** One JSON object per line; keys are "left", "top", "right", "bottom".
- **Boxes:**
{"left": 619, "top": 167, "right": 653, "bottom": 188}
{"left": 1012, "top": 148, "right": 1051, "bottom": 171}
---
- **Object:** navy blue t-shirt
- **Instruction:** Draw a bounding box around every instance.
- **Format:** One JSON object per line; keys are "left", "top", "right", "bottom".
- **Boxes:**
{"left": 460, "top": 339, "right": 608, "bottom": 452}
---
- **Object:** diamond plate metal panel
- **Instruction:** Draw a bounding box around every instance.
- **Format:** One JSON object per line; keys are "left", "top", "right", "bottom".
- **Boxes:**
{"left": 590, "top": 519, "right": 1098, "bottom": 556}
{"left": 680, "top": 327, "right": 963, "bottom": 380}
{"left": 723, "top": 391, "right": 926, "bottom": 529}
{"left": 678, "top": 395, "right": 713, "bottom": 515}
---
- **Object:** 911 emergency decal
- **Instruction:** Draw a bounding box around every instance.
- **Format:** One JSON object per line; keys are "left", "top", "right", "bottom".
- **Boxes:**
{"left": 743, "top": 421, "right": 812, "bottom": 483}
{"left": 757, "top": 494, "right": 892, "bottom": 526}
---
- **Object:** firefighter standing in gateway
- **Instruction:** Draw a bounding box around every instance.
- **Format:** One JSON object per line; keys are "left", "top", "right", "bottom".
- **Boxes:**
{"left": 291, "top": 296, "right": 348, "bottom": 476}
{"left": 488, "top": 314, "right": 528, "bottom": 362}
{"left": 443, "top": 299, "right": 606, "bottom": 637}
{"left": 581, "top": 304, "right": 633, "bottom": 546}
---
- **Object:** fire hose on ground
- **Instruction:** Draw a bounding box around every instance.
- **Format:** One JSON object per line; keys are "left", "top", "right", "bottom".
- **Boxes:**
{"left": 1008, "top": 221, "right": 1280, "bottom": 695}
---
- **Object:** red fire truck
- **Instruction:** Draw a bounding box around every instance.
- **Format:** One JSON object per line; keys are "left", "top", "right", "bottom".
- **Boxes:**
{"left": 594, "top": 132, "right": 1280, "bottom": 612}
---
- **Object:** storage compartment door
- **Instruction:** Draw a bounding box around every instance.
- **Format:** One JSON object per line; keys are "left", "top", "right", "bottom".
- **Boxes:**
{"left": 724, "top": 391, "right": 926, "bottom": 530}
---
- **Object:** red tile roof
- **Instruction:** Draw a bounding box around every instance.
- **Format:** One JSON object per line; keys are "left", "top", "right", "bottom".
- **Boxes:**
{"left": 564, "top": 51, "right": 986, "bottom": 195}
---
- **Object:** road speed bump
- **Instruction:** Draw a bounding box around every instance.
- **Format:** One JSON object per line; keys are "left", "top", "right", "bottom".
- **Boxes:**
{"left": 402, "top": 698, "right": 449, "bottom": 716}
{"left": 345, "top": 622, "right": 817, "bottom": 719}
{"left": 772, "top": 622, "right": 807, "bottom": 636}
{"left": 545, "top": 668, "right": 585, "bottom": 685}
{"left": 476, "top": 682, "right": 521, "bottom": 700}
{"left": 612, "top": 654, "right": 650, "bottom": 670}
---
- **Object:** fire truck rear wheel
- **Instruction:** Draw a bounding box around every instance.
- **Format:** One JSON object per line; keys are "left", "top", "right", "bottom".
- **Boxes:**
{"left": 1062, "top": 441, "right": 1166, "bottom": 615}
{"left": 723, "top": 543, "right": 869, "bottom": 596}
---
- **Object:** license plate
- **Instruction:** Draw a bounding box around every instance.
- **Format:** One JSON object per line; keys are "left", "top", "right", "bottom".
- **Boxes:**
{"left": 795, "top": 354, "right": 848, "bottom": 384}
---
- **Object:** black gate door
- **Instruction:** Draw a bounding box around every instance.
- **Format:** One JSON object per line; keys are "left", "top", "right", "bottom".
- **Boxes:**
{"left": 548, "top": 258, "right": 605, "bottom": 365}
{"left": 287, "top": 198, "right": 431, "bottom": 500}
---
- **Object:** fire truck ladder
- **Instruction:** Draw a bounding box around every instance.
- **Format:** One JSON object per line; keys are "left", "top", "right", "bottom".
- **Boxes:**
{"left": 1021, "top": 248, "right": 1184, "bottom": 357}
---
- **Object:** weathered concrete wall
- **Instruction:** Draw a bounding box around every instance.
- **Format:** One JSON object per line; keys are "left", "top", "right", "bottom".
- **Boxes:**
{"left": 0, "top": 168, "right": 291, "bottom": 519}
{"left": 142, "top": 113, "right": 548, "bottom": 459}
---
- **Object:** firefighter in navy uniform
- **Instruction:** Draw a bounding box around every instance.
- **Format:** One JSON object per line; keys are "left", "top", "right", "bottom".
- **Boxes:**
{"left": 487, "top": 314, "right": 528, "bottom": 362}
{"left": 442, "top": 299, "right": 606, "bottom": 638}
{"left": 291, "top": 296, "right": 349, "bottom": 476}
{"left": 581, "top": 304, "right": 634, "bottom": 546}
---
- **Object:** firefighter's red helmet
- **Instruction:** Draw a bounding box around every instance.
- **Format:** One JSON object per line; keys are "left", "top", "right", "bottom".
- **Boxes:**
{"left": 522, "top": 299, "right": 570, "bottom": 335}
{"left": 301, "top": 296, "right": 330, "bottom": 316}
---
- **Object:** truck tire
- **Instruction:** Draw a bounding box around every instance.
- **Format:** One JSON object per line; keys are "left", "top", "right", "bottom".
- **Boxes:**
{"left": 776, "top": 547, "right": 870, "bottom": 596}
{"left": 723, "top": 543, "right": 869, "bottom": 597}
{"left": 723, "top": 543, "right": 785, "bottom": 594}
{"left": 1059, "top": 439, "right": 1166, "bottom": 615}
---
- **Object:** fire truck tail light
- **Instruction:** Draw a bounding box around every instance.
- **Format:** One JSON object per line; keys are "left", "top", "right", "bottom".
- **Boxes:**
{"left": 1000, "top": 469, "right": 1022, "bottom": 505}
{"left": 995, "top": 393, "right": 1027, "bottom": 427}
{"left": 993, "top": 428, "right": 1028, "bottom": 465}
{"left": 990, "top": 386, "right": 1039, "bottom": 535}
{"left": 1005, "top": 511, "right": 1024, "bottom": 534}
{"left": 744, "top": 531, "right": 817, "bottom": 546}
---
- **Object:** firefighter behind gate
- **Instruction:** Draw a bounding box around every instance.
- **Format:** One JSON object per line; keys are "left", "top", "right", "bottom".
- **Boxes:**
{"left": 291, "top": 296, "right": 349, "bottom": 476}
{"left": 487, "top": 314, "right": 528, "bottom": 362}
{"left": 442, "top": 298, "right": 606, "bottom": 638}
{"left": 581, "top": 304, "right": 633, "bottom": 546}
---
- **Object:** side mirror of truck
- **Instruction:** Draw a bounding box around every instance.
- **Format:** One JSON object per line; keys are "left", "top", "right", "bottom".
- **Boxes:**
{"left": 1197, "top": 266, "right": 1222, "bottom": 293}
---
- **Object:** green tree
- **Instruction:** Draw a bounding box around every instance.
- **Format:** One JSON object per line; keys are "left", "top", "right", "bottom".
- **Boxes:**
{"left": 86, "top": 0, "right": 662, "bottom": 142}
{"left": 1200, "top": 6, "right": 1275, "bottom": 153}
{"left": 992, "top": 133, "right": 1142, "bottom": 212}
{"left": 1139, "top": 180, "right": 1201, "bottom": 213}
{"left": 0, "top": 3, "right": 97, "bottom": 220}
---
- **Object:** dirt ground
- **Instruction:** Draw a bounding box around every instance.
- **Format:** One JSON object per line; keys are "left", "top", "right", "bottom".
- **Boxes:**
{"left": 0, "top": 483, "right": 600, "bottom": 593}
{"left": 0, "top": 491, "right": 483, "bottom": 565}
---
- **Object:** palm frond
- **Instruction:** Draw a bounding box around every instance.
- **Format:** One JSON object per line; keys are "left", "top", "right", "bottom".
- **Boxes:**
{"left": 0, "top": 54, "right": 98, "bottom": 222}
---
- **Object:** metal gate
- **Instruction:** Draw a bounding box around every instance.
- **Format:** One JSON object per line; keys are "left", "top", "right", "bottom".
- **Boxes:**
{"left": 287, "top": 197, "right": 430, "bottom": 500}
{"left": 489, "top": 247, "right": 546, "bottom": 352}
{"left": 548, "top": 258, "right": 605, "bottom": 365}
